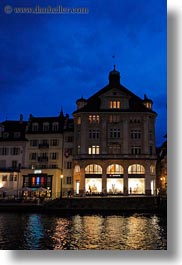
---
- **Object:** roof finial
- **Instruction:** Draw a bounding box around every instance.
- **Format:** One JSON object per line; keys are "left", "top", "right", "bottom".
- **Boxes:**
{"left": 112, "top": 55, "right": 116, "bottom": 71}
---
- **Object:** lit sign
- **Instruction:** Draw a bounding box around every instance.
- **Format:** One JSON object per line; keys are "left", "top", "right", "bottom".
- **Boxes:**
{"left": 107, "top": 174, "right": 123, "bottom": 178}
{"left": 34, "top": 170, "right": 42, "bottom": 174}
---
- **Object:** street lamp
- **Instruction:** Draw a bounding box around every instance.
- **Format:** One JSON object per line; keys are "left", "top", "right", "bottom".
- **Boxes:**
{"left": 60, "top": 174, "right": 64, "bottom": 199}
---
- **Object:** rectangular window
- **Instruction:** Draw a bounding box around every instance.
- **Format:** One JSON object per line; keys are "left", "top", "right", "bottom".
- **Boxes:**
{"left": 10, "top": 147, "right": 20, "bottom": 155}
{"left": 43, "top": 123, "right": 49, "bottom": 132}
{"left": 32, "top": 177, "right": 36, "bottom": 185}
{"left": 89, "top": 115, "right": 100, "bottom": 123}
{"left": 110, "top": 100, "right": 120, "bottom": 109}
{"left": 52, "top": 123, "right": 59, "bottom": 132}
{"left": 109, "top": 128, "right": 120, "bottom": 138}
{"left": 12, "top": 160, "right": 17, "bottom": 168}
{"left": 30, "top": 153, "right": 37, "bottom": 160}
{"left": 131, "top": 130, "right": 141, "bottom": 139}
{"left": 30, "top": 140, "right": 38, "bottom": 147}
{"left": 65, "top": 136, "right": 74, "bottom": 142}
{"left": 89, "top": 129, "right": 100, "bottom": 139}
{"left": 88, "top": 145, "right": 100, "bottom": 155}
{"left": 77, "top": 116, "right": 81, "bottom": 124}
{"left": 2, "top": 175, "right": 7, "bottom": 181}
{"left": 131, "top": 147, "right": 141, "bottom": 155}
{"left": 109, "top": 115, "right": 120, "bottom": 123}
{"left": 32, "top": 124, "right": 38, "bottom": 132}
{"left": 108, "top": 145, "right": 120, "bottom": 154}
{"left": 50, "top": 152, "right": 58, "bottom": 160}
{"left": 36, "top": 176, "right": 40, "bottom": 185}
{"left": 50, "top": 139, "right": 59, "bottom": 146}
{"left": 0, "top": 147, "right": 9, "bottom": 155}
{"left": 65, "top": 161, "right": 72, "bottom": 169}
{"left": 66, "top": 176, "right": 72, "bottom": 185}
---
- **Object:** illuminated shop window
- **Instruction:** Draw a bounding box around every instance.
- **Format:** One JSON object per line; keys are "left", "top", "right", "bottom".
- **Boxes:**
{"left": 107, "top": 164, "right": 124, "bottom": 174}
{"left": 128, "top": 164, "right": 145, "bottom": 174}
{"left": 85, "top": 164, "right": 102, "bottom": 174}
{"left": 36, "top": 177, "right": 40, "bottom": 185}
{"left": 128, "top": 178, "right": 145, "bottom": 194}
{"left": 85, "top": 178, "right": 102, "bottom": 193}
{"left": 32, "top": 177, "right": 35, "bottom": 185}
{"left": 41, "top": 177, "right": 45, "bottom": 185}
{"left": 107, "top": 179, "right": 123, "bottom": 193}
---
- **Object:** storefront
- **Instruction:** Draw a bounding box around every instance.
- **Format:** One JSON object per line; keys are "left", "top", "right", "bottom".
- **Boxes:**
{"left": 128, "top": 164, "right": 145, "bottom": 194}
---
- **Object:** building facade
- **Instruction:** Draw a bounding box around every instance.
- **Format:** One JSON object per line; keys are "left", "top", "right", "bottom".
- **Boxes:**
{"left": 21, "top": 112, "right": 74, "bottom": 199}
{"left": 73, "top": 67, "right": 157, "bottom": 195}
{"left": 0, "top": 67, "right": 158, "bottom": 198}
{"left": 0, "top": 115, "right": 27, "bottom": 194}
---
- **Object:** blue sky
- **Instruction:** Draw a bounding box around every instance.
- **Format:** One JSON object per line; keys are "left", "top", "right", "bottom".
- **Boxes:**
{"left": 0, "top": 0, "right": 166, "bottom": 146}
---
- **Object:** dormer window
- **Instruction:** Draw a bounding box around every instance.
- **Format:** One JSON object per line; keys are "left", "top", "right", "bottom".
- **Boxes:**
{"left": 52, "top": 122, "right": 59, "bottom": 132}
{"left": 43, "top": 123, "right": 49, "bottom": 132}
{"left": 32, "top": 123, "right": 38, "bottom": 132}
{"left": 144, "top": 102, "right": 152, "bottom": 109}
{"left": 110, "top": 100, "right": 120, "bottom": 109}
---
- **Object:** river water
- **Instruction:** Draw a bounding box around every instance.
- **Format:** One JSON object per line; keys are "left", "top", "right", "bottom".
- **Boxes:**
{"left": 0, "top": 213, "right": 167, "bottom": 250}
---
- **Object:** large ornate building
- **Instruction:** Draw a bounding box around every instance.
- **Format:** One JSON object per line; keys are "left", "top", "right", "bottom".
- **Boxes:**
{"left": 0, "top": 66, "right": 158, "bottom": 198}
{"left": 73, "top": 67, "right": 157, "bottom": 195}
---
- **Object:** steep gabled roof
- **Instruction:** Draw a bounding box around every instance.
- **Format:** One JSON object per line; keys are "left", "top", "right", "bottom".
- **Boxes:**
{"left": 73, "top": 69, "right": 156, "bottom": 114}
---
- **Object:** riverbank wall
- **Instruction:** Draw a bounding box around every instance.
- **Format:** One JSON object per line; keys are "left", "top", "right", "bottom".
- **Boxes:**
{"left": 0, "top": 196, "right": 167, "bottom": 215}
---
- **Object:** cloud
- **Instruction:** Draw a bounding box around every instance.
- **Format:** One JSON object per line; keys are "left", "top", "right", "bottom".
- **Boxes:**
{"left": 0, "top": 0, "right": 166, "bottom": 144}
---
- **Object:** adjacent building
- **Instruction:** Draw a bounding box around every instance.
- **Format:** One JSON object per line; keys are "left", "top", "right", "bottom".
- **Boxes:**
{"left": 0, "top": 115, "right": 27, "bottom": 194}
{"left": 21, "top": 112, "right": 74, "bottom": 199}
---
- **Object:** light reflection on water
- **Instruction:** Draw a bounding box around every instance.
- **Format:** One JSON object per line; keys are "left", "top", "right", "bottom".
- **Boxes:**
{"left": 0, "top": 213, "right": 167, "bottom": 250}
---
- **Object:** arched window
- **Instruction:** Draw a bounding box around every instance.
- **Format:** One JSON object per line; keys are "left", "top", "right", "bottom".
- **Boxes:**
{"left": 107, "top": 164, "right": 124, "bottom": 174}
{"left": 74, "top": 165, "right": 80, "bottom": 173}
{"left": 85, "top": 164, "right": 102, "bottom": 174}
{"left": 128, "top": 164, "right": 145, "bottom": 174}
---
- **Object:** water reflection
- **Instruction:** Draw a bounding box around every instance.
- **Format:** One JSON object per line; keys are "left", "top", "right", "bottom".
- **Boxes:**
{"left": 0, "top": 213, "right": 167, "bottom": 250}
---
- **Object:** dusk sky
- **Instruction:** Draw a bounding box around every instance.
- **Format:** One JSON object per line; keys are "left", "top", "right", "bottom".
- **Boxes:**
{"left": 0, "top": 0, "right": 166, "bottom": 146}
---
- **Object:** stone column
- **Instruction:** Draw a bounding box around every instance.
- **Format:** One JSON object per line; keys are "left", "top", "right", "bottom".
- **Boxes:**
{"left": 100, "top": 115, "right": 107, "bottom": 154}
{"left": 80, "top": 167, "right": 85, "bottom": 195}
{"left": 123, "top": 120, "right": 128, "bottom": 154}
{"left": 123, "top": 165, "right": 128, "bottom": 195}
{"left": 145, "top": 162, "right": 151, "bottom": 195}
{"left": 102, "top": 167, "right": 107, "bottom": 194}
{"left": 143, "top": 117, "right": 149, "bottom": 154}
